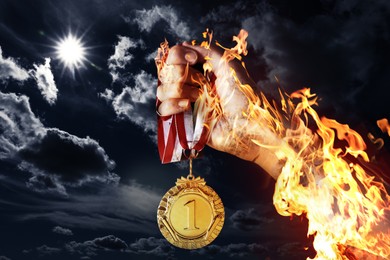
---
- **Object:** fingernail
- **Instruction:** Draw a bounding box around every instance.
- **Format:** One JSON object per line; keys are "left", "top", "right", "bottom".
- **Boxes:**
{"left": 185, "top": 51, "right": 197, "bottom": 63}
{"left": 178, "top": 100, "right": 189, "bottom": 108}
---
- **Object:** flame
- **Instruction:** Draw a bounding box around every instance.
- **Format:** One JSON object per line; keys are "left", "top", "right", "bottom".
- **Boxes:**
{"left": 368, "top": 132, "right": 385, "bottom": 151}
{"left": 156, "top": 30, "right": 390, "bottom": 259}
{"left": 378, "top": 118, "right": 390, "bottom": 137}
{"left": 274, "top": 89, "right": 390, "bottom": 259}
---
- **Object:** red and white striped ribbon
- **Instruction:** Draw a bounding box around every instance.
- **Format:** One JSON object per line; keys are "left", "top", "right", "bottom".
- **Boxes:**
{"left": 157, "top": 75, "right": 215, "bottom": 164}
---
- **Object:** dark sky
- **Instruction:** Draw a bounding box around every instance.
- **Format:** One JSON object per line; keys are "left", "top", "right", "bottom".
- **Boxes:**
{"left": 0, "top": 0, "right": 389, "bottom": 259}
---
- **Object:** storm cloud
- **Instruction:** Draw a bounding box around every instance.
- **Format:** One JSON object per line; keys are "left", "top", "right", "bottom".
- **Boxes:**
{"left": 0, "top": 91, "right": 118, "bottom": 195}
{"left": 128, "top": 237, "right": 175, "bottom": 258}
{"left": 193, "top": 242, "right": 268, "bottom": 258}
{"left": 65, "top": 235, "right": 128, "bottom": 256}
{"left": 20, "top": 180, "right": 161, "bottom": 233}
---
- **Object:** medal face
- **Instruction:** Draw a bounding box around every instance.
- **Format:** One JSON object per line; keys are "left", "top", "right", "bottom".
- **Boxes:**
{"left": 157, "top": 176, "right": 224, "bottom": 249}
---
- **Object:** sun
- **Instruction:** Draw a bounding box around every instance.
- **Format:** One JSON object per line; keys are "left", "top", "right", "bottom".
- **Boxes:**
{"left": 55, "top": 34, "right": 86, "bottom": 71}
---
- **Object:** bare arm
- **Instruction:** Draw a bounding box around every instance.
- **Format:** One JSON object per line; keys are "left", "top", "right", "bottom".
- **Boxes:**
{"left": 156, "top": 41, "right": 298, "bottom": 180}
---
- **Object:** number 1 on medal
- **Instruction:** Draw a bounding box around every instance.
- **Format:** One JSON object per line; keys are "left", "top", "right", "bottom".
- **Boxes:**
{"left": 184, "top": 199, "right": 199, "bottom": 230}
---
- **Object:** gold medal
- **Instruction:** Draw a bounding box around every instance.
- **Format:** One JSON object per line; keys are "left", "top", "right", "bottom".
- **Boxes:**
{"left": 155, "top": 40, "right": 224, "bottom": 249}
{"left": 157, "top": 159, "right": 224, "bottom": 249}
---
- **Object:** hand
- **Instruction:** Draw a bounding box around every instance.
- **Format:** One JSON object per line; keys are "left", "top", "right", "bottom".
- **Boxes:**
{"left": 156, "top": 41, "right": 262, "bottom": 163}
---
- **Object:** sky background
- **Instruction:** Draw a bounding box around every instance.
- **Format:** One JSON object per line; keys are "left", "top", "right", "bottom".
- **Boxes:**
{"left": 0, "top": 0, "right": 389, "bottom": 259}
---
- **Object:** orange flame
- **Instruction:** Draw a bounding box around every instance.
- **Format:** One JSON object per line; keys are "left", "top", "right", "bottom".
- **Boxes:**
{"left": 206, "top": 30, "right": 390, "bottom": 259}
{"left": 156, "top": 30, "right": 390, "bottom": 259}
{"left": 378, "top": 118, "right": 390, "bottom": 137}
{"left": 276, "top": 89, "right": 390, "bottom": 259}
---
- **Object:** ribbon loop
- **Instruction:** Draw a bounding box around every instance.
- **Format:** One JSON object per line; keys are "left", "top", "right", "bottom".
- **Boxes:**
{"left": 156, "top": 41, "right": 216, "bottom": 164}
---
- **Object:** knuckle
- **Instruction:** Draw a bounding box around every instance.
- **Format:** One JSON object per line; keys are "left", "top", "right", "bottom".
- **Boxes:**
{"left": 166, "top": 46, "right": 182, "bottom": 64}
{"left": 169, "top": 85, "right": 183, "bottom": 99}
{"left": 159, "top": 65, "right": 184, "bottom": 84}
{"left": 159, "top": 99, "right": 178, "bottom": 116}
{"left": 158, "top": 101, "right": 170, "bottom": 116}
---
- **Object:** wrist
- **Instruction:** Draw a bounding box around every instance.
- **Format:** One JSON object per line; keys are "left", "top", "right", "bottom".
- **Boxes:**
{"left": 208, "top": 117, "right": 288, "bottom": 180}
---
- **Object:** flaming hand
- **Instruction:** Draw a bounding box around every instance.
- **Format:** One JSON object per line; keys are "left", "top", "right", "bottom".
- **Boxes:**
{"left": 156, "top": 30, "right": 390, "bottom": 259}
{"left": 156, "top": 30, "right": 287, "bottom": 179}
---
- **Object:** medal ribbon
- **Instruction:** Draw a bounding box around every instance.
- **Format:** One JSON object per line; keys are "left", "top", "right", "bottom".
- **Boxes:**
{"left": 157, "top": 74, "right": 216, "bottom": 164}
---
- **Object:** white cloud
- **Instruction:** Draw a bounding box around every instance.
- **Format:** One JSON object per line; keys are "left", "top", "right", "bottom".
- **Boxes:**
{"left": 119, "top": 70, "right": 155, "bottom": 104}
{"left": 102, "top": 70, "right": 157, "bottom": 137}
{"left": 100, "top": 88, "right": 114, "bottom": 102}
{"left": 103, "top": 36, "right": 158, "bottom": 143}
{"left": 0, "top": 47, "right": 58, "bottom": 104}
{"left": 131, "top": 5, "right": 191, "bottom": 39}
{"left": 0, "top": 92, "right": 45, "bottom": 159}
{"left": 0, "top": 46, "right": 30, "bottom": 81}
{"left": 108, "top": 36, "right": 139, "bottom": 82}
{"left": 30, "top": 58, "right": 58, "bottom": 105}
{"left": 145, "top": 49, "right": 158, "bottom": 63}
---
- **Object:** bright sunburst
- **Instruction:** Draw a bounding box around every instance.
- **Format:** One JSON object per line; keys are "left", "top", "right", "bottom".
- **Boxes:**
{"left": 55, "top": 34, "right": 86, "bottom": 71}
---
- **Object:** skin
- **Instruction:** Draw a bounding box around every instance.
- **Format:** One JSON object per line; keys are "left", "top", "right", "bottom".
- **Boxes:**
{"left": 157, "top": 42, "right": 288, "bottom": 180}
{"left": 156, "top": 43, "right": 390, "bottom": 259}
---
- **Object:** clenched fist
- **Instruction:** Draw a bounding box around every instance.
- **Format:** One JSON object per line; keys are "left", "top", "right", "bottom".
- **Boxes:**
{"left": 156, "top": 39, "right": 286, "bottom": 179}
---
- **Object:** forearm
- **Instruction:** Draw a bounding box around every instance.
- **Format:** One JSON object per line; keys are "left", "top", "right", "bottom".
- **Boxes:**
{"left": 208, "top": 115, "right": 300, "bottom": 180}
{"left": 205, "top": 43, "right": 319, "bottom": 181}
